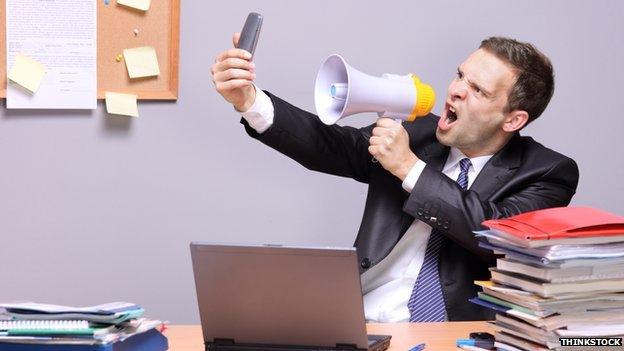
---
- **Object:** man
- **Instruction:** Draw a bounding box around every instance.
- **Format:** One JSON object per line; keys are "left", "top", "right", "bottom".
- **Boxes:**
{"left": 211, "top": 35, "right": 579, "bottom": 321}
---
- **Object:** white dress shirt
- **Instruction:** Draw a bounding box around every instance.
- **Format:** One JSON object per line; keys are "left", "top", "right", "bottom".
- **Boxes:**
{"left": 240, "top": 86, "right": 493, "bottom": 322}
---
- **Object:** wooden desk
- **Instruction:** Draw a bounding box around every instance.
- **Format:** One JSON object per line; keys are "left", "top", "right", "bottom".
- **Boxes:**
{"left": 164, "top": 322, "right": 494, "bottom": 350}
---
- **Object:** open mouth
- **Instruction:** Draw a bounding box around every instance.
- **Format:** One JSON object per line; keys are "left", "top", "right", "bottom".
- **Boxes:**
{"left": 447, "top": 105, "right": 458, "bottom": 123}
{"left": 438, "top": 103, "right": 458, "bottom": 131}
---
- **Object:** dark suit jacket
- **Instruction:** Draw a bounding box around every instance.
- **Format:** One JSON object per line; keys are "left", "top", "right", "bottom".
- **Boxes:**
{"left": 242, "top": 92, "right": 580, "bottom": 321}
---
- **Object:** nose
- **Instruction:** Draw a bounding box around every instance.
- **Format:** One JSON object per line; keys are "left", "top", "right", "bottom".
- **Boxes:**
{"left": 448, "top": 79, "right": 467, "bottom": 101}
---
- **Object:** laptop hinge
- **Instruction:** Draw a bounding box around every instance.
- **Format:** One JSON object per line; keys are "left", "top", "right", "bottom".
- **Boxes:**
{"left": 205, "top": 339, "right": 366, "bottom": 351}
{"left": 214, "top": 338, "right": 235, "bottom": 344}
{"left": 206, "top": 338, "right": 235, "bottom": 351}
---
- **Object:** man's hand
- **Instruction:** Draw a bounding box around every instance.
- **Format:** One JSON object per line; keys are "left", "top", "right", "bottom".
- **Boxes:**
{"left": 211, "top": 33, "right": 257, "bottom": 112}
{"left": 368, "top": 118, "right": 419, "bottom": 181}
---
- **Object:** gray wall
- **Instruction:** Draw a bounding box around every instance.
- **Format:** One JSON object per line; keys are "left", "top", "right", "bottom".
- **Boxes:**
{"left": 1, "top": 0, "right": 622, "bottom": 323}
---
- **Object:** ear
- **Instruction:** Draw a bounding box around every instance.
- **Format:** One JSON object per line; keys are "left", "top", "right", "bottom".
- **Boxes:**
{"left": 502, "top": 110, "right": 529, "bottom": 132}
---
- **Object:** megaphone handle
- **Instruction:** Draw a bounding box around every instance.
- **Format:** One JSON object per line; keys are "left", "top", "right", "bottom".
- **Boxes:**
{"left": 371, "top": 118, "right": 403, "bottom": 163}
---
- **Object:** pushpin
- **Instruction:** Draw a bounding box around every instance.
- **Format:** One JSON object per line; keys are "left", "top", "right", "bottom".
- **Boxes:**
{"left": 133, "top": 28, "right": 139, "bottom": 36}
{"left": 115, "top": 54, "right": 123, "bottom": 62}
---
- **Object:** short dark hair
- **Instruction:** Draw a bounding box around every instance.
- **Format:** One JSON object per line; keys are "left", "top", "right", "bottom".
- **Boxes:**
{"left": 479, "top": 37, "right": 554, "bottom": 124}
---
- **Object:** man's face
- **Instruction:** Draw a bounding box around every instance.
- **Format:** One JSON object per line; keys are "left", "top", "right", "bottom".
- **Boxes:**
{"left": 436, "top": 49, "right": 517, "bottom": 155}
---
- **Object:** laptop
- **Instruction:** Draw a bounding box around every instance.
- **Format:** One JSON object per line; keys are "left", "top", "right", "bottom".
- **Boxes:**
{"left": 190, "top": 242, "right": 391, "bottom": 351}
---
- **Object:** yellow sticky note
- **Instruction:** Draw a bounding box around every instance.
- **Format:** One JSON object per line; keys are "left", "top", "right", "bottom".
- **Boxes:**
{"left": 105, "top": 92, "right": 139, "bottom": 117}
{"left": 8, "top": 54, "right": 47, "bottom": 93}
{"left": 123, "top": 46, "right": 160, "bottom": 79}
{"left": 117, "top": 0, "right": 151, "bottom": 11}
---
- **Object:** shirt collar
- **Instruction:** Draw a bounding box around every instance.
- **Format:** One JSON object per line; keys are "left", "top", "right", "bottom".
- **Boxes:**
{"left": 443, "top": 147, "right": 494, "bottom": 175}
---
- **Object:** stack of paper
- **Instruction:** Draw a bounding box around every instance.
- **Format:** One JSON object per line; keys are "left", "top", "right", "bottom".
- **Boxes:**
{"left": 0, "top": 302, "right": 167, "bottom": 350}
{"left": 470, "top": 206, "right": 624, "bottom": 351}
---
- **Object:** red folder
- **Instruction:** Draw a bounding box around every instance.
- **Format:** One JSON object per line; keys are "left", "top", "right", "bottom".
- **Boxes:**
{"left": 482, "top": 206, "right": 624, "bottom": 240}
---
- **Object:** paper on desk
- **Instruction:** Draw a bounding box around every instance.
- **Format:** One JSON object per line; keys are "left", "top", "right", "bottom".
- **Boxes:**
{"left": 6, "top": 0, "right": 97, "bottom": 109}
{"left": 105, "top": 92, "right": 139, "bottom": 117}
{"left": 7, "top": 54, "right": 48, "bottom": 93}
{"left": 123, "top": 46, "right": 160, "bottom": 79}
{"left": 117, "top": 0, "right": 151, "bottom": 11}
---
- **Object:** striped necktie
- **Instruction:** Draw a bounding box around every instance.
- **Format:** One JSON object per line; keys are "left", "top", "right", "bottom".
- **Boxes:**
{"left": 407, "top": 157, "right": 472, "bottom": 322}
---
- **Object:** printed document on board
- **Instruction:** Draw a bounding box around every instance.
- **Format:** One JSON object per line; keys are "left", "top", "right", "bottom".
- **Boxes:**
{"left": 6, "top": 0, "right": 97, "bottom": 109}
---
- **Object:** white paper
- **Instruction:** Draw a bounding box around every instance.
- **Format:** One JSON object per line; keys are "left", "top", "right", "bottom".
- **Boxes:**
{"left": 6, "top": 0, "right": 97, "bottom": 109}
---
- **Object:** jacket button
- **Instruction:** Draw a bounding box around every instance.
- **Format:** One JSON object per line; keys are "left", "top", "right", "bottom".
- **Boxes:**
{"left": 361, "top": 258, "right": 371, "bottom": 269}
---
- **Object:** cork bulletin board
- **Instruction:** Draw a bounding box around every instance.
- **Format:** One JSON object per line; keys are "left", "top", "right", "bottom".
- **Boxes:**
{"left": 0, "top": 0, "right": 180, "bottom": 100}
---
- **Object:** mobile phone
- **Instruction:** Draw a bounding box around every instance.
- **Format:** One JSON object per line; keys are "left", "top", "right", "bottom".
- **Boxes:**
{"left": 236, "top": 12, "right": 263, "bottom": 58}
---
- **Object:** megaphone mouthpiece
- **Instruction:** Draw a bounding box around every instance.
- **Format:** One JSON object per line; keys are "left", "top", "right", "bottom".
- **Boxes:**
{"left": 407, "top": 75, "right": 436, "bottom": 121}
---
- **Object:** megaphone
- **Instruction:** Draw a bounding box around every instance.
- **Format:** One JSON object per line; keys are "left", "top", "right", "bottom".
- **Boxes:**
{"left": 314, "top": 54, "right": 436, "bottom": 125}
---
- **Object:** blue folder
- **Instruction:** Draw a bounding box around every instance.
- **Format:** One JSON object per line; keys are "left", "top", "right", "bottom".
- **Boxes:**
{"left": 0, "top": 328, "right": 168, "bottom": 351}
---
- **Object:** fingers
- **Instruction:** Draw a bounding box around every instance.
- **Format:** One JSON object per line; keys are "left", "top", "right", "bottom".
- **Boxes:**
{"left": 368, "top": 145, "right": 377, "bottom": 156}
{"left": 233, "top": 32, "right": 241, "bottom": 47}
{"left": 376, "top": 117, "right": 400, "bottom": 128}
{"left": 371, "top": 126, "right": 390, "bottom": 137}
{"left": 368, "top": 145, "right": 387, "bottom": 158}
{"left": 371, "top": 126, "right": 397, "bottom": 141}
{"left": 369, "top": 136, "right": 391, "bottom": 147}
{"left": 215, "top": 79, "right": 253, "bottom": 92}
{"left": 213, "top": 68, "right": 255, "bottom": 84}
{"left": 211, "top": 57, "right": 255, "bottom": 81}
{"left": 212, "top": 57, "right": 254, "bottom": 73}
{"left": 215, "top": 48, "right": 252, "bottom": 63}
{"left": 370, "top": 118, "right": 407, "bottom": 150}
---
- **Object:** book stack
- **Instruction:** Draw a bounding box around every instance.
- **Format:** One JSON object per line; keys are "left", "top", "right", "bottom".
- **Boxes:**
{"left": 0, "top": 302, "right": 168, "bottom": 350}
{"left": 470, "top": 207, "right": 624, "bottom": 351}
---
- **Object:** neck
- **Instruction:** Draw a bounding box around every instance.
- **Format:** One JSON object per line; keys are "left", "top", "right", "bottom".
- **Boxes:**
{"left": 460, "top": 133, "right": 514, "bottom": 158}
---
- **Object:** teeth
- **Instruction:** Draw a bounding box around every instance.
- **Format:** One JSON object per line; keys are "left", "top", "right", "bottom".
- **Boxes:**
{"left": 449, "top": 106, "right": 456, "bottom": 113}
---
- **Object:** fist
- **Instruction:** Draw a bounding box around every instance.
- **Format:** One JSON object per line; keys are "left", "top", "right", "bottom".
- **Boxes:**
{"left": 211, "top": 32, "right": 257, "bottom": 112}
{"left": 368, "top": 118, "right": 418, "bottom": 181}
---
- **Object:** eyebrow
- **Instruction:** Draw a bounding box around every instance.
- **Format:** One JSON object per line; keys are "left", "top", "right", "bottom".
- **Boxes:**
{"left": 458, "top": 66, "right": 493, "bottom": 97}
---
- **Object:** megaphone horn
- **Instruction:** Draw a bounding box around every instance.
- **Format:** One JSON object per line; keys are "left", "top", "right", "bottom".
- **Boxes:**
{"left": 314, "top": 54, "right": 435, "bottom": 125}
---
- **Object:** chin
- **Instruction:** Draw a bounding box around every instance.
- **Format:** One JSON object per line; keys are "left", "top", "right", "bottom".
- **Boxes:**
{"left": 435, "top": 129, "right": 454, "bottom": 147}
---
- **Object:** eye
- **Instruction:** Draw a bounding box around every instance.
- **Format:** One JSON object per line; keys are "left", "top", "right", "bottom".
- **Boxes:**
{"left": 474, "top": 86, "right": 481, "bottom": 94}
{"left": 456, "top": 70, "right": 463, "bottom": 79}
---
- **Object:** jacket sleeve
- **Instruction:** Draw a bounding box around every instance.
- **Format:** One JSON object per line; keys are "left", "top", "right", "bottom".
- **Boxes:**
{"left": 402, "top": 156, "right": 580, "bottom": 262}
{"left": 241, "top": 91, "right": 374, "bottom": 183}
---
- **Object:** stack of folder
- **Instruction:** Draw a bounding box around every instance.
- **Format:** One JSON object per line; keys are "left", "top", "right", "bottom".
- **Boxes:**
{"left": 470, "top": 207, "right": 624, "bottom": 351}
{"left": 0, "top": 302, "right": 168, "bottom": 350}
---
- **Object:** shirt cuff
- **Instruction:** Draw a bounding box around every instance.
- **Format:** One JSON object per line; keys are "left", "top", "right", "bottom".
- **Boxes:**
{"left": 401, "top": 160, "right": 427, "bottom": 193}
{"left": 240, "top": 84, "right": 274, "bottom": 133}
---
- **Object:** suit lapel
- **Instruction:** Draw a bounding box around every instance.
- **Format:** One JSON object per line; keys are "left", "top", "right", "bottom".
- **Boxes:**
{"left": 470, "top": 133, "right": 523, "bottom": 199}
{"left": 420, "top": 142, "right": 450, "bottom": 172}
{"left": 420, "top": 133, "right": 523, "bottom": 200}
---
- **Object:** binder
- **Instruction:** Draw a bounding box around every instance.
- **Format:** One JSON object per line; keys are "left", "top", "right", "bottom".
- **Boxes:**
{"left": 0, "top": 328, "right": 168, "bottom": 351}
{"left": 0, "top": 320, "right": 99, "bottom": 336}
{"left": 482, "top": 206, "right": 624, "bottom": 241}
{"left": 0, "top": 302, "right": 144, "bottom": 324}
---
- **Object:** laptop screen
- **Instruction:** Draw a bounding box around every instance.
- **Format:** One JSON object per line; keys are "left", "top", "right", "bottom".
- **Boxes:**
{"left": 190, "top": 243, "right": 369, "bottom": 349}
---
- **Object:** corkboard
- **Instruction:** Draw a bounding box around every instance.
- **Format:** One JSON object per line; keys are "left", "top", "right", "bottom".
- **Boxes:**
{"left": 0, "top": 0, "right": 179, "bottom": 100}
